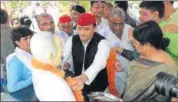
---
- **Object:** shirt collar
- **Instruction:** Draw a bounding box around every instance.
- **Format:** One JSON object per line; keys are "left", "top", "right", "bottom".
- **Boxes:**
{"left": 15, "top": 47, "right": 31, "bottom": 56}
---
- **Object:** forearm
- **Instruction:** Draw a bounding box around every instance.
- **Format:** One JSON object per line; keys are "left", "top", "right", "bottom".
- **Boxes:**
{"left": 8, "top": 77, "right": 32, "bottom": 93}
{"left": 116, "top": 47, "right": 139, "bottom": 61}
{"left": 84, "top": 40, "right": 110, "bottom": 85}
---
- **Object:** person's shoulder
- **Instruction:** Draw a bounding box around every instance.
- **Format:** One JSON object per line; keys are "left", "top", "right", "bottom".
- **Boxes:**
{"left": 7, "top": 54, "right": 22, "bottom": 65}
{"left": 55, "top": 31, "right": 68, "bottom": 36}
{"left": 99, "top": 39, "right": 111, "bottom": 47}
{"left": 124, "top": 23, "right": 133, "bottom": 29}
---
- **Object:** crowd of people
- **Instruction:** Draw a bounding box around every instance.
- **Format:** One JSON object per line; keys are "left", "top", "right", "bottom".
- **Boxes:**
{"left": 1, "top": 0, "right": 178, "bottom": 101}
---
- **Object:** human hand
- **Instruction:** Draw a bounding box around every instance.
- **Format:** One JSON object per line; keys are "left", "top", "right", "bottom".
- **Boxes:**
{"left": 128, "top": 28, "right": 134, "bottom": 42}
{"left": 70, "top": 74, "right": 88, "bottom": 91}
{"left": 171, "top": 97, "right": 178, "bottom": 102}
{"left": 111, "top": 47, "right": 123, "bottom": 55}
{"left": 115, "top": 60, "right": 124, "bottom": 72}
{"left": 163, "top": 24, "right": 178, "bottom": 33}
{"left": 63, "top": 62, "right": 71, "bottom": 70}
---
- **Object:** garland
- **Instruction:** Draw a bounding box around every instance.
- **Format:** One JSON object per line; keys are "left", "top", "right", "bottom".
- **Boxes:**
{"left": 31, "top": 58, "right": 84, "bottom": 101}
{"left": 107, "top": 49, "right": 119, "bottom": 97}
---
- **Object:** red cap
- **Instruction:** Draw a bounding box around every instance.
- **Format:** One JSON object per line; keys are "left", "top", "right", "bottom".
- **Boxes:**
{"left": 77, "top": 13, "right": 96, "bottom": 26}
{"left": 58, "top": 15, "right": 72, "bottom": 23}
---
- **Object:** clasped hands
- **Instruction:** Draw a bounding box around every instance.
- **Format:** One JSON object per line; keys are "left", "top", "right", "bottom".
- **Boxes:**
{"left": 71, "top": 74, "right": 88, "bottom": 91}
{"left": 111, "top": 47, "right": 125, "bottom": 72}
{"left": 67, "top": 73, "right": 88, "bottom": 91}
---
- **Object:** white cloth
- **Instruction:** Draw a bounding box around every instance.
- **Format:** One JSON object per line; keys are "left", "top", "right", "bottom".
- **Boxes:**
{"left": 104, "top": 24, "right": 134, "bottom": 96}
{"left": 56, "top": 30, "right": 78, "bottom": 46}
{"left": 105, "top": 24, "right": 134, "bottom": 50}
{"left": 32, "top": 68, "right": 76, "bottom": 101}
{"left": 96, "top": 17, "right": 109, "bottom": 37}
{"left": 56, "top": 31, "right": 69, "bottom": 46}
{"left": 63, "top": 35, "right": 111, "bottom": 85}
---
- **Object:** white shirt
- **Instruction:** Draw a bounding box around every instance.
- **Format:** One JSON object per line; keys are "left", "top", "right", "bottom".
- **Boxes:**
{"left": 106, "top": 24, "right": 134, "bottom": 50}
{"left": 6, "top": 47, "right": 32, "bottom": 71}
{"left": 96, "top": 17, "right": 109, "bottom": 37}
{"left": 104, "top": 24, "right": 134, "bottom": 96}
{"left": 56, "top": 31, "right": 69, "bottom": 46}
{"left": 56, "top": 30, "right": 78, "bottom": 46}
{"left": 63, "top": 35, "right": 111, "bottom": 85}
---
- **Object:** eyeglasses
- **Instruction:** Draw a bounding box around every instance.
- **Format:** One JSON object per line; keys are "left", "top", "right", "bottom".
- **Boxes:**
{"left": 109, "top": 21, "right": 124, "bottom": 27}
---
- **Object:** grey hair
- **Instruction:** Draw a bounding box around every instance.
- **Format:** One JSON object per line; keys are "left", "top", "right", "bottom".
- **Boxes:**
{"left": 36, "top": 13, "right": 53, "bottom": 25}
{"left": 110, "top": 7, "right": 125, "bottom": 22}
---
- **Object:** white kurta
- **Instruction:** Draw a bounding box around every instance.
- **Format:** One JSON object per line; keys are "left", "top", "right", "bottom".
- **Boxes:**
{"left": 56, "top": 31, "right": 69, "bottom": 46}
{"left": 104, "top": 24, "right": 134, "bottom": 96}
{"left": 56, "top": 30, "right": 78, "bottom": 46}
{"left": 31, "top": 68, "right": 76, "bottom": 101}
{"left": 63, "top": 35, "right": 111, "bottom": 85}
{"left": 96, "top": 17, "right": 109, "bottom": 37}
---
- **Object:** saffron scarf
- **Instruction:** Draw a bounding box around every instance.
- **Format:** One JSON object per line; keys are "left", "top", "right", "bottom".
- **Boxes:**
{"left": 31, "top": 58, "right": 84, "bottom": 101}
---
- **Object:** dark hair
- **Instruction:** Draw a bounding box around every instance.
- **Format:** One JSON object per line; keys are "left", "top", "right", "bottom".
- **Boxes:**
{"left": 19, "top": 16, "right": 32, "bottom": 27}
{"left": 71, "top": 5, "right": 85, "bottom": 13}
{"left": 133, "top": 21, "right": 169, "bottom": 50}
{"left": 170, "top": 1, "right": 174, "bottom": 4}
{"left": 0, "top": 9, "right": 8, "bottom": 24}
{"left": 90, "top": 1, "right": 105, "bottom": 7}
{"left": 11, "top": 26, "right": 33, "bottom": 47}
{"left": 114, "top": 1, "right": 128, "bottom": 12}
{"left": 139, "top": 1, "right": 164, "bottom": 18}
{"left": 11, "top": 18, "right": 19, "bottom": 26}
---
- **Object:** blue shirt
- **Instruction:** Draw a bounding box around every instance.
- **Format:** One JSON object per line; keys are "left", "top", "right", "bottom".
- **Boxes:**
{"left": 6, "top": 55, "right": 32, "bottom": 93}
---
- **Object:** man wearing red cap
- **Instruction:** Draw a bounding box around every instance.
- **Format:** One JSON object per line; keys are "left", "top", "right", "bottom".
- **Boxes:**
{"left": 58, "top": 15, "right": 77, "bottom": 36}
{"left": 63, "top": 13, "right": 110, "bottom": 100}
{"left": 56, "top": 15, "right": 77, "bottom": 44}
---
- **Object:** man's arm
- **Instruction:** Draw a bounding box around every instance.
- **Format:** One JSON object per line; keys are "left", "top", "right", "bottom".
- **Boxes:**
{"left": 83, "top": 39, "right": 111, "bottom": 85}
{"left": 62, "top": 36, "right": 73, "bottom": 71}
{"left": 7, "top": 58, "right": 32, "bottom": 93}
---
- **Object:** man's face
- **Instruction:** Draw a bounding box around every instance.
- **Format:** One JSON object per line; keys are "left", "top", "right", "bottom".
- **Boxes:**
{"left": 104, "top": 6, "right": 112, "bottom": 19}
{"left": 58, "top": 22, "right": 73, "bottom": 35}
{"left": 12, "top": 19, "right": 20, "bottom": 28}
{"left": 139, "top": 8, "right": 155, "bottom": 24}
{"left": 70, "top": 10, "right": 81, "bottom": 22}
{"left": 38, "top": 16, "right": 55, "bottom": 33}
{"left": 108, "top": 16, "right": 125, "bottom": 36}
{"left": 100, "top": 2, "right": 105, "bottom": 17}
{"left": 91, "top": 2, "right": 103, "bottom": 17}
{"left": 77, "top": 25, "right": 96, "bottom": 43}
